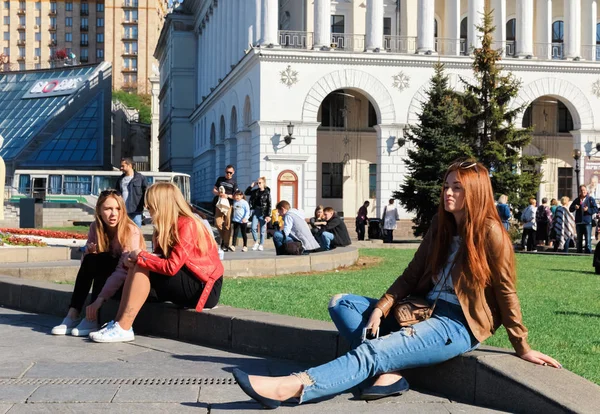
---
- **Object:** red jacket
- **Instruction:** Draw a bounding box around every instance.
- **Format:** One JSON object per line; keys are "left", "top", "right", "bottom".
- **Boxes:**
{"left": 136, "top": 216, "right": 224, "bottom": 312}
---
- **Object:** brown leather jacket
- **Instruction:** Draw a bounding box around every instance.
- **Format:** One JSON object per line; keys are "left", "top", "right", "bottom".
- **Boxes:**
{"left": 376, "top": 215, "right": 531, "bottom": 356}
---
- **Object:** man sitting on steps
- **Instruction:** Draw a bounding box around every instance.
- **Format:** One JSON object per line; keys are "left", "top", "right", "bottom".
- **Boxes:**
{"left": 318, "top": 207, "right": 352, "bottom": 250}
{"left": 272, "top": 200, "right": 320, "bottom": 255}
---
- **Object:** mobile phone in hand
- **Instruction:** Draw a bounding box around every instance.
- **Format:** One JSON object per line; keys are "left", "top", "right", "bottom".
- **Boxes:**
{"left": 361, "top": 327, "right": 380, "bottom": 342}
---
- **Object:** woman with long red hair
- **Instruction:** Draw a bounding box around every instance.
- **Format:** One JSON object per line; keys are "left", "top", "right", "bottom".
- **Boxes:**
{"left": 231, "top": 160, "right": 560, "bottom": 409}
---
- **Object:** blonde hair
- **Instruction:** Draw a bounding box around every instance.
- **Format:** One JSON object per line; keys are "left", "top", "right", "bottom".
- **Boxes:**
{"left": 560, "top": 196, "right": 570, "bottom": 206}
{"left": 145, "top": 182, "right": 215, "bottom": 257}
{"left": 94, "top": 192, "right": 145, "bottom": 253}
{"left": 258, "top": 176, "right": 267, "bottom": 185}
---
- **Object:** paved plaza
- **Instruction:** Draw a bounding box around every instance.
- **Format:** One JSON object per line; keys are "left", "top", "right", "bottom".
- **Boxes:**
{"left": 0, "top": 307, "right": 506, "bottom": 413}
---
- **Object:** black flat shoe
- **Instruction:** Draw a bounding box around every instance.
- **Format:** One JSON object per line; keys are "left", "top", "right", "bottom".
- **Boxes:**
{"left": 232, "top": 368, "right": 282, "bottom": 409}
{"left": 359, "top": 377, "right": 410, "bottom": 401}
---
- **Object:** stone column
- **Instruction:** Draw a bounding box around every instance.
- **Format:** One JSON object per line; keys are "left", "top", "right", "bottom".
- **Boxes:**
{"left": 492, "top": 0, "right": 506, "bottom": 56}
{"left": 536, "top": 0, "right": 552, "bottom": 59}
{"left": 313, "top": 0, "right": 331, "bottom": 50}
{"left": 516, "top": 0, "right": 534, "bottom": 57}
{"left": 365, "top": 0, "right": 384, "bottom": 51}
{"left": 149, "top": 75, "right": 160, "bottom": 171}
{"left": 468, "top": 0, "right": 485, "bottom": 51}
{"left": 581, "top": 0, "right": 597, "bottom": 60}
{"left": 417, "top": 0, "right": 435, "bottom": 53}
{"left": 444, "top": 0, "right": 460, "bottom": 56}
{"left": 564, "top": 0, "right": 581, "bottom": 59}
{"left": 260, "top": 0, "right": 279, "bottom": 46}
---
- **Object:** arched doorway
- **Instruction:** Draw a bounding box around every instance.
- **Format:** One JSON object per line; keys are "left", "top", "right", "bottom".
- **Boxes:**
{"left": 522, "top": 96, "right": 576, "bottom": 199}
{"left": 277, "top": 170, "right": 298, "bottom": 208}
{"left": 316, "top": 88, "right": 379, "bottom": 217}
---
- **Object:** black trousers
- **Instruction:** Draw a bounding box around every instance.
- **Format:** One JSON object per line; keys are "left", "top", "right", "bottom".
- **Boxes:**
{"left": 149, "top": 266, "right": 223, "bottom": 309}
{"left": 232, "top": 221, "right": 248, "bottom": 247}
{"left": 356, "top": 221, "right": 366, "bottom": 241}
{"left": 522, "top": 228, "right": 537, "bottom": 251}
{"left": 69, "top": 253, "right": 120, "bottom": 312}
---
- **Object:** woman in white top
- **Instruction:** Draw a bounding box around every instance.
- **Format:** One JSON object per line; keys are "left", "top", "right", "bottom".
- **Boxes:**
{"left": 382, "top": 199, "right": 400, "bottom": 243}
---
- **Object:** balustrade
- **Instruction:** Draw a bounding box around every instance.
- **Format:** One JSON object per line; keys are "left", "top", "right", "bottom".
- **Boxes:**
{"left": 279, "top": 31, "right": 313, "bottom": 50}
{"left": 383, "top": 35, "right": 417, "bottom": 54}
{"left": 330, "top": 33, "right": 365, "bottom": 52}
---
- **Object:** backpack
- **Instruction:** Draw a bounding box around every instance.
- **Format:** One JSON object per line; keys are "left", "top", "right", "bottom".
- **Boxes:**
{"left": 536, "top": 206, "right": 549, "bottom": 223}
{"left": 276, "top": 241, "right": 304, "bottom": 256}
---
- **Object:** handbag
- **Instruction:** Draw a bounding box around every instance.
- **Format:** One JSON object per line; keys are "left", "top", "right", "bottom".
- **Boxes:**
{"left": 392, "top": 259, "right": 456, "bottom": 327}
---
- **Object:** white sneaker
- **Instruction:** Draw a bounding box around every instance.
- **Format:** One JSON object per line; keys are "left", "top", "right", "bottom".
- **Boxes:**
{"left": 90, "top": 321, "right": 134, "bottom": 343}
{"left": 242, "top": 246, "right": 248, "bottom": 252}
{"left": 89, "top": 320, "right": 115, "bottom": 341}
{"left": 252, "top": 243, "right": 260, "bottom": 251}
{"left": 51, "top": 316, "right": 80, "bottom": 335}
{"left": 71, "top": 318, "right": 99, "bottom": 337}
{"left": 229, "top": 246, "right": 236, "bottom": 252}
{"left": 258, "top": 244, "right": 264, "bottom": 251}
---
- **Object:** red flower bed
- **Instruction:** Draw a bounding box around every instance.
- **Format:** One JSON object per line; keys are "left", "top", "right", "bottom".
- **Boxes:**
{"left": 4, "top": 236, "right": 47, "bottom": 247}
{"left": 0, "top": 228, "right": 88, "bottom": 240}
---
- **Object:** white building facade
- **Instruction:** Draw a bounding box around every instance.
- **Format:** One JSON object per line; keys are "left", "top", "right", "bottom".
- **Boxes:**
{"left": 156, "top": 0, "right": 600, "bottom": 232}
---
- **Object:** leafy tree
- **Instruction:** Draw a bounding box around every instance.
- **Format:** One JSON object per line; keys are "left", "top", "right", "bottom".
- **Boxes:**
{"left": 460, "top": 11, "right": 543, "bottom": 213}
{"left": 393, "top": 62, "right": 473, "bottom": 237}
{"left": 112, "top": 90, "right": 151, "bottom": 124}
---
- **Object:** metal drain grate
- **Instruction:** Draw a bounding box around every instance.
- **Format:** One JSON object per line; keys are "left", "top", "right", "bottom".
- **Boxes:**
{"left": 0, "top": 377, "right": 235, "bottom": 386}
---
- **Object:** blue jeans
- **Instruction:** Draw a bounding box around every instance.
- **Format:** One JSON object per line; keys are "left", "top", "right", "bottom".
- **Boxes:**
{"left": 576, "top": 223, "right": 592, "bottom": 253}
{"left": 295, "top": 294, "right": 479, "bottom": 403}
{"left": 128, "top": 213, "right": 142, "bottom": 228}
{"left": 319, "top": 231, "right": 334, "bottom": 250}
{"left": 251, "top": 214, "right": 267, "bottom": 245}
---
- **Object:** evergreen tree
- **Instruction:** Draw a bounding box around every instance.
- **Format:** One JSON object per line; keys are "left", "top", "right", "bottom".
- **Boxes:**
{"left": 393, "top": 62, "right": 473, "bottom": 237}
{"left": 460, "top": 11, "right": 543, "bottom": 213}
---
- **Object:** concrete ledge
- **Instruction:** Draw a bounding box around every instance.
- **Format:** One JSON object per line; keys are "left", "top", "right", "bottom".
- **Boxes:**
{"left": 0, "top": 275, "right": 598, "bottom": 413}
{"left": 0, "top": 247, "right": 71, "bottom": 263}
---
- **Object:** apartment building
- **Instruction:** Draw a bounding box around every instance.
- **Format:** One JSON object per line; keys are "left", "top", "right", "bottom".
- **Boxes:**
{"left": 1, "top": 0, "right": 162, "bottom": 93}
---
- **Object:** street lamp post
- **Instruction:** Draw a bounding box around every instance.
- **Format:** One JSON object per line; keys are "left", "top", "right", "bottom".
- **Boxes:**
{"left": 573, "top": 148, "right": 582, "bottom": 195}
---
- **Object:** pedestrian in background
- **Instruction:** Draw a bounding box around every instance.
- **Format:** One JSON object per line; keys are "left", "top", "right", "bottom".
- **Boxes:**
{"left": 496, "top": 194, "right": 511, "bottom": 231}
{"left": 382, "top": 199, "right": 400, "bottom": 243}
{"left": 521, "top": 197, "right": 537, "bottom": 252}
{"left": 231, "top": 190, "right": 250, "bottom": 252}
{"left": 213, "top": 165, "right": 238, "bottom": 251}
{"left": 552, "top": 196, "right": 575, "bottom": 253}
{"left": 356, "top": 201, "right": 370, "bottom": 240}
{"left": 245, "top": 177, "right": 271, "bottom": 251}
{"left": 115, "top": 157, "right": 147, "bottom": 228}
{"left": 569, "top": 185, "right": 598, "bottom": 254}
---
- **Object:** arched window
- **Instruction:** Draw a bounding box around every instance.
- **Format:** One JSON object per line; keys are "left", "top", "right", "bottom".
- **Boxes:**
{"left": 210, "top": 123, "right": 216, "bottom": 147}
{"left": 219, "top": 116, "right": 226, "bottom": 143}
{"left": 230, "top": 106, "right": 238, "bottom": 135}
{"left": 243, "top": 96, "right": 252, "bottom": 127}
{"left": 552, "top": 21, "right": 564, "bottom": 59}
{"left": 460, "top": 17, "right": 468, "bottom": 55}
{"left": 596, "top": 22, "right": 600, "bottom": 44}
{"left": 506, "top": 18, "right": 516, "bottom": 41}
{"left": 434, "top": 19, "right": 438, "bottom": 38}
{"left": 552, "top": 21, "right": 564, "bottom": 43}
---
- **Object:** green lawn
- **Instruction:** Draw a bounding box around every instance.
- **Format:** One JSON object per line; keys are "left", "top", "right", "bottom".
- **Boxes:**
{"left": 43, "top": 226, "right": 90, "bottom": 234}
{"left": 220, "top": 249, "right": 600, "bottom": 385}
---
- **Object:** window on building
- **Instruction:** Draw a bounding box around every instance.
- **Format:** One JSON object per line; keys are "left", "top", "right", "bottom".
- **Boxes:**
{"left": 35, "top": 47, "right": 40, "bottom": 56}
{"left": 35, "top": 32, "right": 41, "bottom": 41}
{"left": 81, "top": 3, "right": 89, "bottom": 14}
{"left": 19, "top": 62, "right": 25, "bottom": 70}
{"left": 124, "top": 41, "right": 138, "bottom": 54}
{"left": 3, "top": 32, "right": 9, "bottom": 41}
{"left": 18, "top": 47, "right": 25, "bottom": 57}
{"left": 35, "top": 1, "right": 41, "bottom": 11}
{"left": 35, "top": 16, "right": 40, "bottom": 26}
{"left": 50, "top": 32, "right": 56, "bottom": 42}
{"left": 552, "top": 21, "right": 564, "bottom": 43}
{"left": 65, "top": 32, "right": 72, "bottom": 42}
{"left": 557, "top": 167, "right": 573, "bottom": 199}
{"left": 3, "top": 47, "right": 9, "bottom": 56}
{"left": 97, "top": 2, "right": 104, "bottom": 12}
{"left": 124, "top": 10, "right": 138, "bottom": 21}
{"left": 506, "top": 18, "right": 516, "bottom": 41}
{"left": 66, "top": 47, "right": 72, "bottom": 55}
{"left": 66, "top": 17, "right": 72, "bottom": 27}
{"left": 96, "top": 33, "right": 104, "bottom": 43}
{"left": 81, "top": 17, "right": 88, "bottom": 29}
{"left": 19, "top": 1, "right": 25, "bottom": 10}
{"left": 557, "top": 101, "right": 573, "bottom": 133}
{"left": 369, "top": 164, "right": 377, "bottom": 199}
{"left": 50, "top": 17, "right": 57, "bottom": 28}
{"left": 460, "top": 17, "right": 468, "bottom": 40}
{"left": 50, "top": 2, "right": 57, "bottom": 13}
{"left": 3, "top": 16, "right": 8, "bottom": 25}
{"left": 331, "top": 15, "right": 344, "bottom": 34}
{"left": 383, "top": 17, "right": 391, "bottom": 36}
{"left": 322, "top": 163, "right": 343, "bottom": 198}
{"left": 66, "top": 2, "right": 73, "bottom": 12}
{"left": 18, "top": 31, "right": 25, "bottom": 41}
{"left": 97, "top": 48, "right": 104, "bottom": 59}
{"left": 35, "top": 63, "right": 41, "bottom": 69}
{"left": 19, "top": 16, "right": 25, "bottom": 26}
{"left": 81, "top": 33, "right": 88, "bottom": 45}
{"left": 81, "top": 48, "right": 88, "bottom": 58}
{"left": 3, "top": 2, "right": 9, "bottom": 9}
{"left": 97, "top": 17, "right": 104, "bottom": 27}
{"left": 124, "top": 26, "right": 138, "bottom": 39}
{"left": 320, "top": 92, "right": 345, "bottom": 128}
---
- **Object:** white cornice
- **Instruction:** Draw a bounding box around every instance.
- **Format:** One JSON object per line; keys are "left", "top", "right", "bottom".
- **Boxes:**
{"left": 265, "top": 154, "right": 311, "bottom": 162}
{"left": 257, "top": 49, "right": 600, "bottom": 74}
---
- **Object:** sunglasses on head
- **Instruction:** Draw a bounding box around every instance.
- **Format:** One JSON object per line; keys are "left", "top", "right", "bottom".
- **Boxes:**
{"left": 100, "top": 189, "right": 121, "bottom": 197}
{"left": 450, "top": 160, "right": 479, "bottom": 175}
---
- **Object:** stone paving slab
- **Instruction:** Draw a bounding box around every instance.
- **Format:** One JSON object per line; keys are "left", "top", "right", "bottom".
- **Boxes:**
{"left": 0, "top": 404, "right": 11, "bottom": 414}
{"left": 113, "top": 385, "right": 199, "bottom": 403}
{"left": 27, "top": 384, "right": 119, "bottom": 403}
{"left": 0, "top": 386, "right": 38, "bottom": 403}
{"left": 4, "top": 403, "right": 205, "bottom": 413}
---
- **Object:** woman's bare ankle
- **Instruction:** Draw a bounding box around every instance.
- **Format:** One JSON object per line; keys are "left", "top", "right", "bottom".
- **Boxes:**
{"left": 372, "top": 372, "right": 403, "bottom": 387}
{"left": 249, "top": 375, "right": 302, "bottom": 401}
